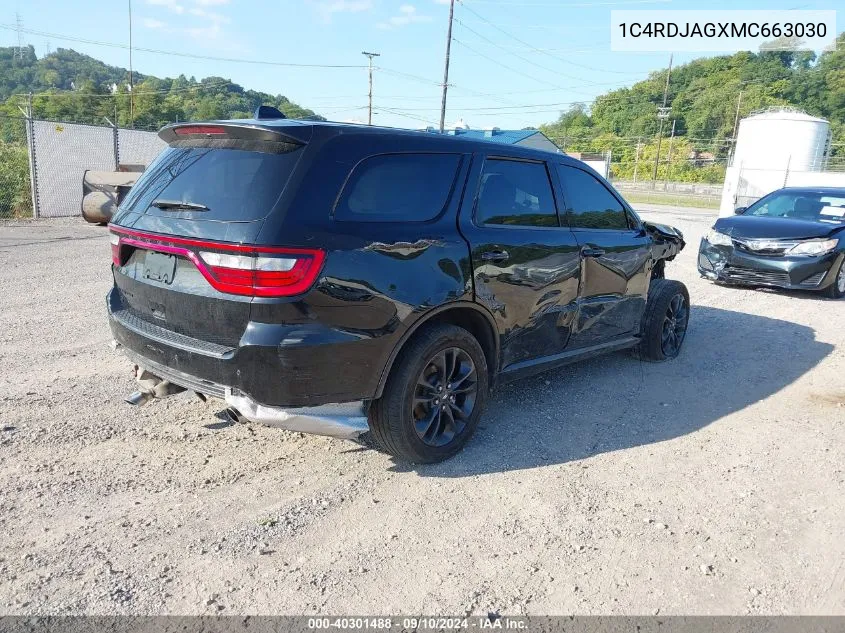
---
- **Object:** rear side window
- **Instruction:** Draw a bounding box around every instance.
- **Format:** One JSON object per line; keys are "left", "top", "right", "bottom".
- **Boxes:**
{"left": 122, "top": 145, "right": 302, "bottom": 222}
{"left": 475, "top": 159, "right": 558, "bottom": 227}
{"left": 557, "top": 165, "right": 629, "bottom": 230}
{"left": 334, "top": 153, "right": 461, "bottom": 222}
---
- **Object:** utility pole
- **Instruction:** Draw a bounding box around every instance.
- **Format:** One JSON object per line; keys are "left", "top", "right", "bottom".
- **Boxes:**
{"left": 664, "top": 119, "right": 676, "bottom": 189}
{"left": 361, "top": 51, "right": 380, "bottom": 126}
{"left": 730, "top": 90, "right": 743, "bottom": 164}
{"left": 633, "top": 138, "right": 641, "bottom": 183}
{"left": 732, "top": 90, "right": 743, "bottom": 140}
{"left": 128, "top": 0, "right": 134, "bottom": 128}
{"left": 651, "top": 53, "right": 673, "bottom": 188}
{"left": 438, "top": 0, "right": 455, "bottom": 133}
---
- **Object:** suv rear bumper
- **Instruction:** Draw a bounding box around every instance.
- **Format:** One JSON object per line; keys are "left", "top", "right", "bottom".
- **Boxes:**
{"left": 118, "top": 347, "right": 369, "bottom": 438}
{"left": 107, "top": 287, "right": 388, "bottom": 409}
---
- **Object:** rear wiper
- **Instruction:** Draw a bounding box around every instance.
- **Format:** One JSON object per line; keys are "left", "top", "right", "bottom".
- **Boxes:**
{"left": 150, "top": 199, "right": 209, "bottom": 211}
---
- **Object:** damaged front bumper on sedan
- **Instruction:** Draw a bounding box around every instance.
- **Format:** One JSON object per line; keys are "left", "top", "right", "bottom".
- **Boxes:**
{"left": 698, "top": 238, "right": 844, "bottom": 290}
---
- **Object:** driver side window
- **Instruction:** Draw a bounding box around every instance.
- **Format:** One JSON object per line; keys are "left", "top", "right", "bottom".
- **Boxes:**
{"left": 475, "top": 158, "right": 558, "bottom": 227}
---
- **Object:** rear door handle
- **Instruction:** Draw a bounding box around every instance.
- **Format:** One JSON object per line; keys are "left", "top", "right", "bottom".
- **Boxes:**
{"left": 581, "top": 247, "right": 606, "bottom": 258}
{"left": 481, "top": 250, "right": 510, "bottom": 262}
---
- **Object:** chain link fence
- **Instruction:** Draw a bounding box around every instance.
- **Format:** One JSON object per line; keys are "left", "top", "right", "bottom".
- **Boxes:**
{"left": 0, "top": 115, "right": 166, "bottom": 219}
{"left": 31, "top": 120, "right": 116, "bottom": 219}
{"left": 117, "top": 128, "right": 168, "bottom": 168}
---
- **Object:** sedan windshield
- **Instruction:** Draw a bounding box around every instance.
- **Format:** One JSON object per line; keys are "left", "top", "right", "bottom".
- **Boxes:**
{"left": 744, "top": 191, "right": 845, "bottom": 223}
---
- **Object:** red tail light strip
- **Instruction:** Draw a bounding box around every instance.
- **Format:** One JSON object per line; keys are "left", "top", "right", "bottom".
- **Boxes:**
{"left": 109, "top": 226, "right": 325, "bottom": 298}
{"left": 173, "top": 125, "right": 227, "bottom": 136}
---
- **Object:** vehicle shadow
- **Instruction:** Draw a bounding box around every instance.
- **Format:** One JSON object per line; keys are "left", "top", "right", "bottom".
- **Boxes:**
{"left": 394, "top": 306, "right": 832, "bottom": 477}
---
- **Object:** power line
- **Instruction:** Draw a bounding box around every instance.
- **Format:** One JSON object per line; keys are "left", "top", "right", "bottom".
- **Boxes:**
{"left": 457, "top": 1, "right": 654, "bottom": 75}
{"left": 457, "top": 20, "right": 607, "bottom": 33}
{"left": 377, "top": 106, "right": 439, "bottom": 126}
{"left": 0, "top": 24, "right": 368, "bottom": 69}
{"left": 463, "top": 0, "right": 672, "bottom": 6}
{"left": 374, "top": 67, "right": 442, "bottom": 86}
{"left": 452, "top": 38, "right": 571, "bottom": 90}
{"left": 454, "top": 18, "right": 587, "bottom": 83}
{"left": 17, "top": 78, "right": 240, "bottom": 99}
{"left": 376, "top": 66, "right": 519, "bottom": 106}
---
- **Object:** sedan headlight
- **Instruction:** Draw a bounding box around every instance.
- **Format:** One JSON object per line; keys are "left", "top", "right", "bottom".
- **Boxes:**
{"left": 788, "top": 238, "right": 839, "bottom": 256}
{"left": 704, "top": 229, "right": 733, "bottom": 246}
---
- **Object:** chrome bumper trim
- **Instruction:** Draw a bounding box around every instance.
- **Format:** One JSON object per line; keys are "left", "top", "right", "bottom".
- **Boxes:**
{"left": 224, "top": 391, "right": 369, "bottom": 440}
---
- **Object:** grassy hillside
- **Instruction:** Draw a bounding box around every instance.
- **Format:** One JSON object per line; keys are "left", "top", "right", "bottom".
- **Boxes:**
{"left": 540, "top": 33, "right": 845, "bottom": 182}
{"left": 0, "top": 46, "right": 322, "bottom": 133}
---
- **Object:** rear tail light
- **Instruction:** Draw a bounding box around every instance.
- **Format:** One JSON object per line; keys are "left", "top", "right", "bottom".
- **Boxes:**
{"left": 110, "top": 232, "right": 121, "bottom": 265}
{"left": 108, "top": 227, "right": 325, "bottom": 297}
{"left": 198, "top": 251, "right": 318, "bottom": 295}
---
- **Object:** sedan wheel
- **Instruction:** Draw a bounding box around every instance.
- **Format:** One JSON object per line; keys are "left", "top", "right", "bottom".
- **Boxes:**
{"left": 825, "top": 258, "right": 845, "bottom": 299}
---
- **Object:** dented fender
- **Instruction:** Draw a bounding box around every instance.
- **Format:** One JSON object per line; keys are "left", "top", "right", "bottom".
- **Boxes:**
{"left": 644, "top": 221, "right": 685, "bottom": 262}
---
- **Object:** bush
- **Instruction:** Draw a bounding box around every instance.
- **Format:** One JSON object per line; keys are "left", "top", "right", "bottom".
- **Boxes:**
{"left": 0, "top": 141, "right": 32, "bottom": 218}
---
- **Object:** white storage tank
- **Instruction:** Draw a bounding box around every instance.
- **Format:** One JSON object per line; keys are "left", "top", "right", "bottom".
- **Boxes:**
{"left": 732, "top": 108, "right": 830, "bottom": 172}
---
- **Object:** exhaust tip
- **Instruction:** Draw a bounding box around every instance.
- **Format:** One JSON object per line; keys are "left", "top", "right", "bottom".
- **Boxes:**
{"left": 224, "top": 407, "right": 245, "bottom": 424}
{"left": 125, "top": 391, "right": 152, "bottom": 406}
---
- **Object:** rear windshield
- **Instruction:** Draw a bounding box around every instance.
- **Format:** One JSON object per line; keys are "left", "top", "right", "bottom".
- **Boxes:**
{"left": 121, "top": 144, "right": 302, "bottom": 222}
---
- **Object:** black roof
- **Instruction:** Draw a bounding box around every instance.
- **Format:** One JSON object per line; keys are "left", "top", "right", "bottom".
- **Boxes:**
{"left": 161, "top": 117, "right": 570, "bottom": 164}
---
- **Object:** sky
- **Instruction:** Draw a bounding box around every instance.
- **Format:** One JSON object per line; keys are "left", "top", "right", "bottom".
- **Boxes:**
{"left": 1, "top": 0, "right": 841, "bottom": 130}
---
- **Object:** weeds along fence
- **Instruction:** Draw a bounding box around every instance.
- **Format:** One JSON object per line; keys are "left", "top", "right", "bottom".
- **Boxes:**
{"left": 0, "top": 116, "right": 32, "bottom": 219}
{"left": 0, "top": 114, "right": 166, "bottom": 219}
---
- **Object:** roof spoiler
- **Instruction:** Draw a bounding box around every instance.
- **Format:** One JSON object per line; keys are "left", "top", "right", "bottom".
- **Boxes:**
{"left": 157, "top": 121, "right": 310, "bottom": 146}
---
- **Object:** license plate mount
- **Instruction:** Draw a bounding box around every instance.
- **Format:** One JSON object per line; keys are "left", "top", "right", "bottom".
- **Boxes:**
{"left": 143, "top": 251, "right": 177, "bottom": 285}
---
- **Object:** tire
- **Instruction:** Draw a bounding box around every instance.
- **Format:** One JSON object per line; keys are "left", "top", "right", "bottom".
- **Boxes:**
{"left": 638, "top": 279, "right": 690, "bottom": 362}
{"left": 368, "top": 323, "right": 489, "bottom": 463}
{"left": 822, "top": 257, "right": 845, "bottom": 299}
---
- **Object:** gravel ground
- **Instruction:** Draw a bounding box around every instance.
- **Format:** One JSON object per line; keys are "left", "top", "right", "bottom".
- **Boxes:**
{"left": 0, "top": 207, "right": 843, "bottom": 615}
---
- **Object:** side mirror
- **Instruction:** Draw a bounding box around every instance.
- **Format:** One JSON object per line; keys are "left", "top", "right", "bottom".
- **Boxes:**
{"left": 734, "top": 206, "right": 747, "bottom": 215}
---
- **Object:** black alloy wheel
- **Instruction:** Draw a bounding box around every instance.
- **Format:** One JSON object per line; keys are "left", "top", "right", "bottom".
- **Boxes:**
{"left": 368, "top": 323, "right": 489, "bottom": 463}
{"left": 412, "top": 347, "right": 478, "bottom": 447}
{"left": 638, "top": 278, "right": 691, "bottom": 362}
{"left": 660, "top": 293, "right": 689, "bottom": 358}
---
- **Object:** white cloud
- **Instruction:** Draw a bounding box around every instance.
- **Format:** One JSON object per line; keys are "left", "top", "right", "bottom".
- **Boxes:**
{"left": 145, "top": 0, "right": 184, "bottom": 14}
{"left": 377, "top": 4, "right": 432, "bottom": 29}
{"left": 185, "top": 22, "right": 223, "bottom": 40}
{"left": 188, "top": 7, "right": 230, "bottom": 23}
{"left": 142, "top": 0, "right": 231, "bottom": 42}
{"left": 315, "top": 0, "right": 374, "bottom": 22}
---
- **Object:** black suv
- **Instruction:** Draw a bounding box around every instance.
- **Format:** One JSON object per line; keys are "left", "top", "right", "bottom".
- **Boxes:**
{"left": 107, "top": 117, "right": 687, "bottom": 463}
